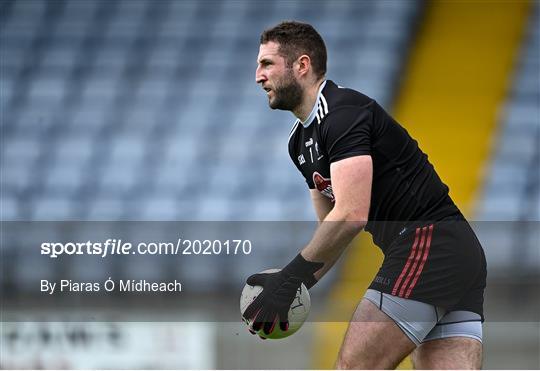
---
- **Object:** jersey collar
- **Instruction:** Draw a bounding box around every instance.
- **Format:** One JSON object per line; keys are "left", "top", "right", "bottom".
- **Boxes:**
{"left": 300, "top": 80, "right": 327, "bottom": 128}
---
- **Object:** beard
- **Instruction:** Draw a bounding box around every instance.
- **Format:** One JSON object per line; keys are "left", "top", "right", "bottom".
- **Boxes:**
{"left": 268, "top": 69, "right": 303, "bottom": 111}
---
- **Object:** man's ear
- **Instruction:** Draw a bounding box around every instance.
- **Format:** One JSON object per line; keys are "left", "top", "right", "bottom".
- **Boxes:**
{"left": 296, "top": 54, "right": 311, "bottom": 77}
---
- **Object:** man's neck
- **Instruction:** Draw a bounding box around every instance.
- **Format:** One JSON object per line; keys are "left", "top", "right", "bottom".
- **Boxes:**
{"left": 293, "top": 78, "right": 326, "bottom": 122}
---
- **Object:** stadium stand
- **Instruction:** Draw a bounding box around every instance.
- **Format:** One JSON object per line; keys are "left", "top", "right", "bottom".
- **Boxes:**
{"left": 0, "top": 0, "right": 419, "bottom": 287}
{"left": 1, "top": 0, "right": 417, "bottom": 222}
{"left": 1, "top": 1, "right": 538, "bottom": 369}
{"left": 475, "top": 3, "right": 539, "bottom": 272}
{"left": 1, "top": 2, "right": 420, "bottom": 367}
{"left": 477, "top": 3, "right": 539, "bottom": 222}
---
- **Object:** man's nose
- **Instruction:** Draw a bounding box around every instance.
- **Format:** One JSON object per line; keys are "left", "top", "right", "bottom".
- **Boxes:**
{"left": 255, "top": 66, "right": 266, "bottom": 84}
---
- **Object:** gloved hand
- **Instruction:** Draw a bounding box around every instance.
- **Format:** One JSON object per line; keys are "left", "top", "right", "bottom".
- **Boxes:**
{"left": 242, "top": 254, "right": 323, "bottom": 336}
{"left": 243, "top": 269, "right": 301, "bottom": 335}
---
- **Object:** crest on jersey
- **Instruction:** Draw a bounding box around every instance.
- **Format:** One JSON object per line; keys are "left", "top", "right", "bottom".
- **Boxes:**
{"left": 313, "top": 172, "right": 334, "bottom": 202}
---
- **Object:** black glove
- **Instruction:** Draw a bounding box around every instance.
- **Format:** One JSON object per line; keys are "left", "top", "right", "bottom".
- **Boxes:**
{"left": 242, "top": 254, "right": 323, "bottom": 336}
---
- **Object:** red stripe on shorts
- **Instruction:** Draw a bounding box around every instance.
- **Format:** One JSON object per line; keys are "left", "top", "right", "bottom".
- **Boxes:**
{"left": 398, "top": 226, "right": 427, "bottom": 297}
{"left": 391, "top": 227, "right": 421, "bottom": 296}
{"left": 405, "top": 224, "right": 434, "bottom": 298}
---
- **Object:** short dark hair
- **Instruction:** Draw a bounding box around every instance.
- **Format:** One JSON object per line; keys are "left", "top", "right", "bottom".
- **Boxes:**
{"left": 260, "top": 21, "right": 327, "bottom": 79}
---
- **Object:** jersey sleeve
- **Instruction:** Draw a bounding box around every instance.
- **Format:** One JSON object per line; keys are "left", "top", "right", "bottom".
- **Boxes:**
{"left": 320, "top": 106, "right": 372, "bottom": 163}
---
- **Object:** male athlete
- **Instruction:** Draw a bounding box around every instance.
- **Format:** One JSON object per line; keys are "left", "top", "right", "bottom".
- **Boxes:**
{"left": 242, "top": 21, "right": 487, "bottom": 369}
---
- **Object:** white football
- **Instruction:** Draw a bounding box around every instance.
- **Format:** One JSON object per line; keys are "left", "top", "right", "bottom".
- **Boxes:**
{"left": 240, "top": 269, "right": 311, "bottom": 339}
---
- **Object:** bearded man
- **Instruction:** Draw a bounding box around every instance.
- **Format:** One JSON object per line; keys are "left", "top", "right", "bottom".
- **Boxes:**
{"left": 242, "top": 21, "right": 487, "bottom": 370}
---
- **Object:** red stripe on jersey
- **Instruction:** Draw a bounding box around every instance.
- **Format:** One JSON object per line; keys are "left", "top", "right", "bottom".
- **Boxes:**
{"left": 398, "top": 226, "right": 427, "bottom": 297}
{"left": 391, "top": 228, "right": 420, "bottom": 296}
{"left": 405, "top": 224, "right": 434, "bottom": 298}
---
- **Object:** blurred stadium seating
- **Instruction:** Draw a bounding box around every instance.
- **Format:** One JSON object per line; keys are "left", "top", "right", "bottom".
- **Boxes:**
{"left": 475, "top": 4, "right": 539, "bottom": 273}
{"left": 1, "top": 0, "right": 417, "bottom": 221}
{"left": 1, "top": 1, "right": 421, "bottom": 368}
{"left": 1, "top": 0, "right": 538, "bottom": 369}
{"left": 477, "top": 4, "right": 539, "bottom": 224}
{"left": 0, "top": 0, "right": 421, "bottom": 294}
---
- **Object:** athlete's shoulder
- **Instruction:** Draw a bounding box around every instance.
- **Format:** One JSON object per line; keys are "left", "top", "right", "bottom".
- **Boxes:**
{"left": 288, "top": 119, "right": 301, "bottom": 143}
{"left": 322, "top": 80, "right": 375, "bottom": 112}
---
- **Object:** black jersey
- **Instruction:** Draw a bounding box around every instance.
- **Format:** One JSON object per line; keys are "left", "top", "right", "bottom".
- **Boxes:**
{"left": 288, "top": 80, "right": 460, "bottom": 250}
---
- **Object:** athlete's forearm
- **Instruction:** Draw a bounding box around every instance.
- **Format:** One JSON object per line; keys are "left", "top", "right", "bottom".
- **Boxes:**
{"left": 301, "top": 207, "right": 366, "bottom": 281}
{"left": 310, "top": 190, "right": 334, "bottom": 224}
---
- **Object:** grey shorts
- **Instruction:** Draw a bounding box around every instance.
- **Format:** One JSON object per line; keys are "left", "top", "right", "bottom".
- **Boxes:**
{"left": 364, "top": 289, "right": 483, "bottom": 346}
